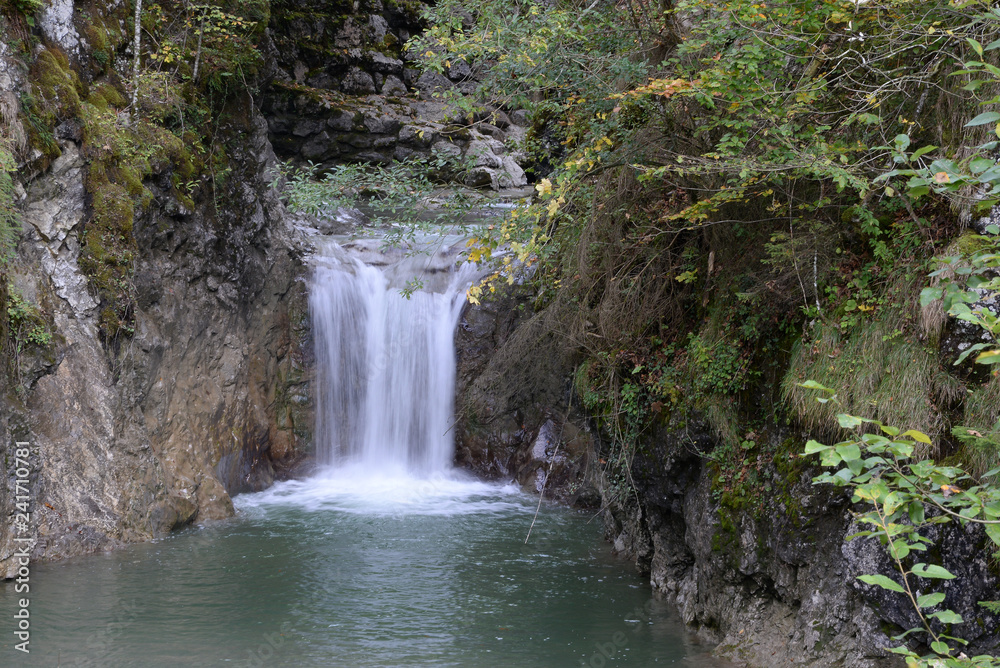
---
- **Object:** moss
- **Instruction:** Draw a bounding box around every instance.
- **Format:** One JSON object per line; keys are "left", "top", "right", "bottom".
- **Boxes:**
{"left": 386, "top": 0, "right": 425, "bottom": 22}
{"left": 87, "top": 82, "right": 127, "bottom": 111}
{"left": 79, "top": 13, "right": 120, "bottom": 72}
{"left": 711, "top": 507, "right": 739, "bottom": 555}
{"left": 31, "top": 48, "right": 84, "bottom": 122}
{"left": 953, "top": 230, "right": 996, "bottom": 256}
{"left": 22, "top": 47, "right": 86, "bottom": 162}
{"left": 782, "top": 314, "right": 962, "bottom": 456}
{"left": 76, "top": 93, "right": 201, "bottom": 340}
{"left": 91, "top": 184, "right": 134, "bottom": 234}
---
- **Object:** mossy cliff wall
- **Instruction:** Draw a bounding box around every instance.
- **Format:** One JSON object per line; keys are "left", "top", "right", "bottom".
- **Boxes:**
{"left": 0, "top": 0, "right": 313, "bottom": 576}
{"left": 454, "top": 298, "right": 1000, "bottom": 667}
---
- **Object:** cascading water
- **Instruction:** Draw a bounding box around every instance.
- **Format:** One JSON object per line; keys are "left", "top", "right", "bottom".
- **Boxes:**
{"left": 2, "top": 233, "right": 731, "bottom": 668}
{"left": 310, "top": 238, "right": 477, "bottom": 475}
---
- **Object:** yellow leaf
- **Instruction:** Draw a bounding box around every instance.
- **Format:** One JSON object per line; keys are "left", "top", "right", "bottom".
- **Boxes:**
{"left": 977, "top": 349, "right": 1000, "bottom": 364}
{"left": 901, "top": 429, "right": 931, "bottom": 445}
{"left": 535, "top": 178, "right": 553, "bottom": 196}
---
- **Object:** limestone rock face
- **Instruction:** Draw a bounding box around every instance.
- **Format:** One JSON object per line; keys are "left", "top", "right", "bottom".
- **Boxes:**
{"left": 0, "top": 100, "right": 312, "bottom": 577}
{"left": 597, "top": 427, "right": 1000, "bottom": 667}
{"left": 39, "top": 0, "right": 81, "bottom": 55}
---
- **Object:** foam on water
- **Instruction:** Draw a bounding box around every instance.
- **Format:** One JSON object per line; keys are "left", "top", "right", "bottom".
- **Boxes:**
{"left": 236, "top": 466, "right": 526, "bottom": 517}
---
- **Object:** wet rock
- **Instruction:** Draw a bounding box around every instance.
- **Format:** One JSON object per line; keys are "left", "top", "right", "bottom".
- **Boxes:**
{"left": 341, "top": 67, "right": 377, "bottom": 95}
{"left": 415, "top": 70, "right": 454, "bottom": 99}
{"left": 447, "top": 59, "right": 473, "bottom": 81}
{"left": 381, "top": 74, "right": 407, "bottom": 96}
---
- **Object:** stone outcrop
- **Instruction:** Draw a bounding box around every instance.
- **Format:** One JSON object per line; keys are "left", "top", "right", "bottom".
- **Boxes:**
{"left": 0, "top": 97, "right": 313, "bottom": 576}
{"left": 263, "top": 0, "right": 529, "bottom": 190}
{"left": 599, "top": 425, "right": 1000, "bottom": 667}
{"left": 263, "top": 83, "right": 529, "bottom": 190}
{"left": 454, "top": 295, "right": 1000, "bottom": 666}
{"left": 454, "top": 295, "right": 600, "bottom": 505}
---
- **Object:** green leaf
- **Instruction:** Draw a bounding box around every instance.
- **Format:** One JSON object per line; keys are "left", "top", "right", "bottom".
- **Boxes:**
{"left": 929, "top": 609, "right": 964, "bottom": 624}
{"left": 966, "top": 111, "right": 1000, "bottom": 127}
{"left": 969, "top": 37, "right": 985, "bottom": 56}
{"left": 975, "top": 349, "right": 1000, "bottom": 364}
{"left": 911, "top": 563, "right": 956, "bottom": 580}
{"left": 820, "top": 449, "right": 842, "bottom": 467}
{"left": 804, "top": 440, "right": 829, "bottom": 455}
{"left": 883, "top": 491, "right": 903, "bottom": 515}
{"left": 930, "top": 640, "right": 951, "bottom": 656}
{"left": 836, "top": 443, "right": 861, "bottom": 461}
{"left": 911, "top": 145, "right": 938, "bottom": 161}
{"left": 847, "top": 457, "right": 863, "bottom": 476}
{"left": 887, "top": 440, "right": 914, "bottom": 458}
{"left": 971, "top": 157, "right": 995, "bottom": 174}
{"left": 908, "top": 500, "right": 925, "bottom": 525}
{"left": 857, "top": 574, "right": 905, "bottom": 593}
{"left": 920, "top": 287, "right": 943, "bottom": 306}
{"left": 917, "top": 592, "right": 946, "bottom": 608}
{"left": 799, "top": 380, "right": 832, "bottom": 392}
{"left": 833, "top": 467, "right": 854, "bottom": 483}
{"left": 955, "top": 342, "right": 991, "bottom": 366}
{"left": 986, "top": 522, "right": 1000, "bottom": 547}
{"left": 838, "top": 414, "right": 863, "bottom": 429}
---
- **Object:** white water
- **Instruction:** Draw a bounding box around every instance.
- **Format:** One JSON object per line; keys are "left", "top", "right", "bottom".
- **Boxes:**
{"left": 310, "top": 238, "right": 478, "bottom": 476}
{"left": 238, "top": 466, "right": 526, "bottom": 517}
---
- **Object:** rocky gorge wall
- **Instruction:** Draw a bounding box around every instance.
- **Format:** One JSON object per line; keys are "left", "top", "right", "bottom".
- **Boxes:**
{"left": 0, "top": 1, "right": 318, "bottom": 576}
{"left": 453, "top": 307, "right": 1000, "bottom": 667}
{"left": 0, "top": 101, "right": 313, "bottom": 575}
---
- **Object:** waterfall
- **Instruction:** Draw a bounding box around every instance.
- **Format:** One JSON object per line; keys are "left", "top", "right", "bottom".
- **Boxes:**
{"left": 310, "top": 240, "right": 474, "bottom": 475}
